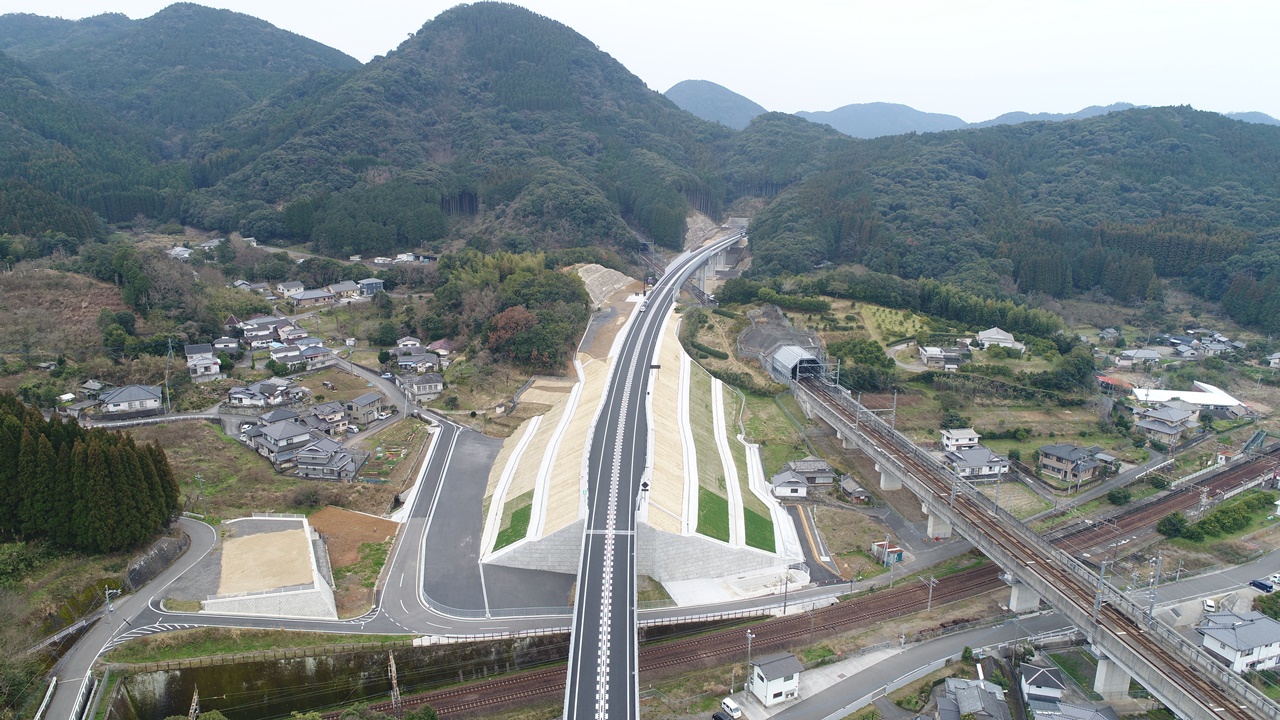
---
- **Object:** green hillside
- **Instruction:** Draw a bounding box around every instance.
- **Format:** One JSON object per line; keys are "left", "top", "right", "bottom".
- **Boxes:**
{"left": 0, "top": 49, "right": 186, "bottom": 235}
{"left": 0, "top": 3, "right": 361, "bottom": 143}
{"left": 184, "top": 2, "right": 729, "bottom": 256}
{"left": 745, "top": 106, "right": 1280, "bottom": 330}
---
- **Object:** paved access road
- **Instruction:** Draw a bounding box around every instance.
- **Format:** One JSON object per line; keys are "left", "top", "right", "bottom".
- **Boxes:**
{"left": 563, "top": 233, "right": 744, "bottom": 720}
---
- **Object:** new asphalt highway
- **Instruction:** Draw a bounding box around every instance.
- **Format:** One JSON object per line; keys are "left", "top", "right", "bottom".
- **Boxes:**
{"left": 563, "top": 233, "right": 744, "bottom": 720}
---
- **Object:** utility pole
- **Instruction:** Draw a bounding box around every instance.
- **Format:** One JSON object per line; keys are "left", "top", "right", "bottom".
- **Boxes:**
{"left": 746, "top": 630, "right": 755, "bottom": 667}
{"left": 187, "top": 685, "right": 200, "bottom": 720}
{"left": 921, "top": 575, "right": 939, "bottom": 611}
{"left": 782, "top": 571, "right": 790, "bottom": 613}
{"left": 389, "top": 650, "right": 402, "bottom": 719}
{"left": 1147, "top": 554, "right": 1163, "bottom": 624}
{"left": 164, "top": 337, "right": 174, "bottom": 414}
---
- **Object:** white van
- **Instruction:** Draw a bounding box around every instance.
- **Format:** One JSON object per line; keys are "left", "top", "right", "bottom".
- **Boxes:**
{"left": 720, "top": 697, "right": 743, "bottom": 719}
{"left": 1203, "top": 598, "right": 1217, "bottom": 612}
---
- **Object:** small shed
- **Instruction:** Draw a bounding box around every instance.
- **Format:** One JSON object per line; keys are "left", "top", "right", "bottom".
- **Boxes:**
{"left": 840, "top": 477, "right": 871, "bottom": 503}
{"left": 871, "top": 540, "right": 903, "bottom": 564}
{"left": 770, "top": 345, "right": 821, "bottom": 384}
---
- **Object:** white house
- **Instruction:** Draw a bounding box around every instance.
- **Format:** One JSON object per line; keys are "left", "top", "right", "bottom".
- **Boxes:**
{"left": 99, "top": 385, "right": 163, "bottom": 415}
{"left": 941, "top": 428, "right": 981, "bottom": 452}
{"left": 749, "top": 652, "right": 802, "bottom": 707}
{"left": 327, "top": 280, "right": 360, "bottom": 299}
{"left": 1198, "top": 610, "right": 1280, "bottom": 672}
{"left": 1268, "top": 352, "right": 1280, "bottom": 369}
{"left": 771, "top": 473, "right": 808, "bottom": 498}
{"left": 183, "top": 343, "right": 224, "bottom": 383}
{"left": 1132, "top": 381, "right": 1244, "bottom": 412}
{"left": 167, "top": 246, "right": 193, "bottom": 261}
{"left": 944, "top": 447, "right": 1009, "bottom": 479}
{"left": 397, "top": 336, "right": 423, "bottom": 348}
{"left": 1020, "top": 665, "right": 1065, "bottom": 702}
{"left": 276, "top": 281, "right": 305, "bottom": 297}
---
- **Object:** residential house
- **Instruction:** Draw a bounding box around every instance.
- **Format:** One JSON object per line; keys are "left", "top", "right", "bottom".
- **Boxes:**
{"left": 327, "top": 280, "right": 360, "bottom": 299}
{"left": 771, "top": 472, "right": 808, "bottom": 498}
{"left": 244, "top": 418, "right": 314, "bottom": 461}
{"left": 198, "top": 237, "right": 224, "bottom": 250}
{"left": 276, "top": 281, "right": 305, "bottom": 298}
{"left": 346, "top": 392, "right": 383, "bottom": 425}
{"left": 307, "top": 401, "right": 349, "bottom": 436}
{"left": 1133, "top": 405, "right": 1199, "bottom": 446}
{"left": 1202, "top": 341, "right": 1232, "bottom": 357}
{"left": 1095, "top": 376, "right": 1133, "bottom": 396}
{"left": 294, "top": 437, "right": 364, "bottom": 480}
{"left": 184, "top": 343, "right": 224, "bottom": 383}
{"left": 1198, "top": 610, "right": 1280, "bottom": 672}
{"left": 748, "top": 652, "right": 802, "bottom": 708}
{"left": 397, "top": 336, "right": 423, "bottom": 348}
{"left": 99, "top": 385, "right": 164, "bottom": 416}
{"left": 938, "top": 676, "right": 1011, "bottom": 720}
{"left": 292, "top": 289, "right": 335, "bottom": 308}
{"left": 213, "top": 337, "right": 240, "bottom": 353}
{"left": 240, "top": 316, "right": 286, "bottom": 348}
{"left": 1268, "top": 352, "right": 1280, "bottom": 369}
{"left": 357, "top": 278, "right": 385, "bottom": 296}
{"left": 349, "top": 254, "right": 362, "bottom": 263}
{"left": 941, "top": 428, "right": 981, "bottom": 452}
{"left": 270, "top": 345, "right": 304, "bottom": 368}
{"left": 780, "top": 456, "right": 836, "bottom": 486}
{"left": 944, "top": 446, "right": 1009, "bottom": 479}
{"left": 167, "top": 246, "right": 193, "bottom": 261}
{"left": 371, "top": 256, "right": 393, "bottom": 265}
{"left": 397, "top": 372, "right": 444, "bottom": 403}
{"left": 1020, "top": 665, "right": 1065, "bottom": 703}
{"left": 227, "top": 379, "right": 303, "bottom": 408}
{"left": 426, "top": 338, "right": 457, "bottom": 356}
{"left": 301, "top": 345, "right": 337, "bottom": 371}
{"left": 1098, "top": 328, "right": 1120, "bottom": 343}
{"left": 976, "top": 327, "right": 1026, "bottom": 352}
{"left": 294, "top": 336, "right": 324, "bottom": 349}
{"left": 919, "top": 346, "right": 946, "bottom": 368}
{"left": 278, "top": 325, "right": 309, "bottom": 343}
{"left": 78, "top": 379, "right": 109, "bottom": 400}
{"left": 1038, "top": 444, "right": 1103, "bottom": 484}
{"left": 1175, "top": 345, "right": 1199, "bottom": 360}
{"left": 259, "top": 408, "right": 299, "bottom": 424}
{"left": 1116, "top": 349, "right": 1161, "bottom": 368}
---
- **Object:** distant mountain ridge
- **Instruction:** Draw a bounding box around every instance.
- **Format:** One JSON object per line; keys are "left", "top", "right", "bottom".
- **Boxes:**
{"left": 664, "top": 80, "right": 1280, "bottom": 137}
{"left": 664, "top": 79, "right": 766, "bottom": 130}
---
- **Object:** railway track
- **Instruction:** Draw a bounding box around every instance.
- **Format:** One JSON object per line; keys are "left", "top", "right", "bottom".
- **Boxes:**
{"left": 801, "top": 379, "right": 1260, "bottom": 720}
{"left": 1051, "top": 447, "right": 1280, "bottom": 556}
{"left": 343, "top": 565, "right": 1004, "bottom": 717}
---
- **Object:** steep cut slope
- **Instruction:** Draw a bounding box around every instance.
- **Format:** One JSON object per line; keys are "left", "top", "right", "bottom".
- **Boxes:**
{"left": 665, "top": 79, "right": 766, "bottom": 130}
{"left": 0, "top": 3, "right": 361, "bottom": 143}
{"left": 186, "top": 2, "right": 729, "bottom": 256}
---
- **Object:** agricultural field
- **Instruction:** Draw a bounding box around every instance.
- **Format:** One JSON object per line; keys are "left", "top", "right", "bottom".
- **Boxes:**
{"left": 296, "top": 366, "right": 382, "bottom": 406}
{"left": 354, "top": 417, "right": 431, "bottom": 490}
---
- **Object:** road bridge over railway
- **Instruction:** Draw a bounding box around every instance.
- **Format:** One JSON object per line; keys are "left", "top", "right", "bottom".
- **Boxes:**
{"left": 793, "top": 377, "right": 1278, "bottom": 720}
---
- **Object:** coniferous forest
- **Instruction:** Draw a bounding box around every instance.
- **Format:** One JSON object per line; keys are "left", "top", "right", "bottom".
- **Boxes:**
{"left": 0, "top": 393, "right": 181, "bottom": 553}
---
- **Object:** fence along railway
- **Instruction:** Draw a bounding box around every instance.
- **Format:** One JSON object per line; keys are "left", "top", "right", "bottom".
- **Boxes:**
{"left": 795, "top": 377, "right": 1277, "bottom": 720}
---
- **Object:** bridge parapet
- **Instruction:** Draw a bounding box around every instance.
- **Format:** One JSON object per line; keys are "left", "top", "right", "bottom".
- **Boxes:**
{"left": 793, "top": 381, "right": 1280, "bottom": 720}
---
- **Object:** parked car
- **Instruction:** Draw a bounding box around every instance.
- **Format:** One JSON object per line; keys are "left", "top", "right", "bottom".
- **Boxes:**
{"left": 720, "top": 698, "right": 743, "bottom": 718}
{"left": 1203, "top": 598, "right": 1217, "bottom": 612}
{"left": 381, "top": 372, "right": 393, "bottom": 379}
{"left": 1249, "top": 579, "right": 1275, "bottom": 593}
{"left": 710, "top": 713, "right": 732, "bottom": 720}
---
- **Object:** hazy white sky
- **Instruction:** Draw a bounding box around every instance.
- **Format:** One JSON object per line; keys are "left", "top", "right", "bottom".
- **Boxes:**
{"left": 9, "top": 0, "right": 1278, "bottom": 121}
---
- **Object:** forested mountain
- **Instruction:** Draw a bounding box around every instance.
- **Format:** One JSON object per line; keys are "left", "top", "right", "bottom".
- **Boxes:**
{"left": 0, "top": 3, "right": 361, "bottom": 147}
{"left": 745, "top": 106, "right": 1280, "bottom": 330}
{"left": 796, "top": 102, "right": 968, "bottom": 138}
{"left": 664, "top": 79, "right": 766, "bottom": 130}
{"left": 0, "top": 49, "right": 186, "bottom": 238}
{"left": 184, "top": 2, "right": 729, "bottom": 256}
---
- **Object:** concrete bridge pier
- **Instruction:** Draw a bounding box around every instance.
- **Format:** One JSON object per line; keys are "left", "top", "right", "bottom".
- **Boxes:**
{"left": 1008, "top": 582, "right": 1042, "bottom": 613}
{"left": 1093, "top": 653, "right": 1132, "bottom": 700}
{"left": 876, "top": 462, "right": 902, "bottom": 491}
{"left": 837, "top": 429, "right": 858, "bottom": 451}
{"left": 923, "top": 505, "right": 953, "bottom": 539}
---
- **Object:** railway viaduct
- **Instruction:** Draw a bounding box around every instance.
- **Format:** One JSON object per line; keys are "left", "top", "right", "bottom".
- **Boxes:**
{"left": 793, "top": 378, "right": 1278, "bottom": 720}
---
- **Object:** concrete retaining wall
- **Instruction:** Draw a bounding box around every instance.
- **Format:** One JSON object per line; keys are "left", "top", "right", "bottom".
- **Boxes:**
{"left": 484, "top": 519, "right": 585, "bottom": 575}
{"left": 635, "top": 523, "right": 780, "bottom": 583}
